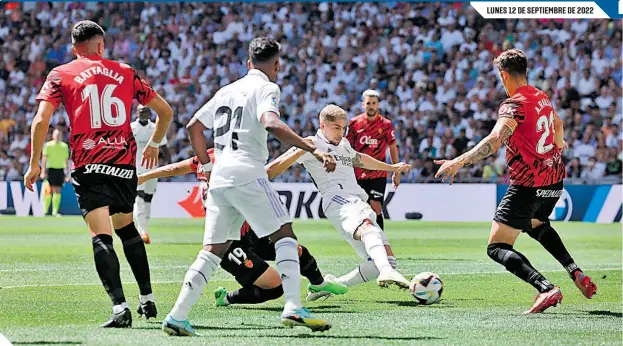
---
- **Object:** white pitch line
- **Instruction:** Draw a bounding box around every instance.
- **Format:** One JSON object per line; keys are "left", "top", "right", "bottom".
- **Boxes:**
{"left": 0, "top": 265, "right": 189, "bottom": 273}
{"left": 0, "top": 267, "right": 619, "bottom": 290}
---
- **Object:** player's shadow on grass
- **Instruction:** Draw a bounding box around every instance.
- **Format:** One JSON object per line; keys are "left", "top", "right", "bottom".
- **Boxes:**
{"left": 252, "top": 334, "right": 444, "bottom": 341}
{"left": 140, "top": 321, "right": 282, "bottom": 331}
{"left": 234, "top": 305, "right": 353, "bottom": 314}
{"left": 12, "top": 342, "right": 82, "bottom": 345}
{"left": 588, "top": 310, "right": 622, "bottom": 318}
{"left": 378, "top": 300, "right": 454, "bottom": 308}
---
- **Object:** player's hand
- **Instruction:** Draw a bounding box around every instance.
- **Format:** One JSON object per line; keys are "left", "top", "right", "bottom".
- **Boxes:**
{"left": 137, "top": 174, "right": 146, "bottom": 185}
{"left": 557, "top": 140, "right": 569, "bottom": 151}
{"left": 24, "top": 165, "right": 41, "bottom": 192}
{"left": 142, "top": 146, "right": 159, "bottom": 170}
{"left": 434, "top": 159, "right": 464, "bottom": 185}
{"left": 313, "top": 150, "right": 336, "bottom": 173}
{"left": 391, "top": 162, "right": 410, "bottom": 189}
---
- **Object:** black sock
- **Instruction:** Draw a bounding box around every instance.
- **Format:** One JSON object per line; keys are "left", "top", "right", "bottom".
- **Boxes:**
{"left": 115, "top": 222, "right": 152, "bottom": 295}
{"left": 376, "top": 213, "right": 384, "bottom": 230}
{"left": 92, "top": 234, "right": 126, "bottom": 305}
{"left": 226, "top": 286, "right": 283, "bottom": 305}
{"left": 299, "top": 245, "right": 323, "bottom": 285}
{"left": 487, "top": 243, "right": 554, "bottom": 293}
{"left": 528, "top": 223, "right": 580, "bottom": 279}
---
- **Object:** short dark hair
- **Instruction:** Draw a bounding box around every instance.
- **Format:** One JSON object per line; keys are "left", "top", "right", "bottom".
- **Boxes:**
{"left": 248, "top": 37, "right": 280, "bottom": 64}
{"left": 71, "top": 20, "right": 105, "bottom": 44}
{"left": 493, "top": 48, "right": 528, "bottom": 77}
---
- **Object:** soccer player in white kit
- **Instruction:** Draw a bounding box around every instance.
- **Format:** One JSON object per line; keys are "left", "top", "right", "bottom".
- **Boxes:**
{"left": 131, "top": 105, "right": 169, "bottom": 244}
{"left": 267, "top": 105, "right": 412, "bottom": 300}
{"left": 162, "top": 37, "right": 336, "bottom": 336}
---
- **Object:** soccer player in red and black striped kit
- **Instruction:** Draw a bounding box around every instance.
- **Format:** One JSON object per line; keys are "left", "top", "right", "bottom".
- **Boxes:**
{"left": 24, "top": 21, "right": 173, "bottom": 327}
{"left": 435, "top": 48, "right": 597, "bottom": 314}
{"left": 346, "top": 90, "right": 400, "bottom": 231}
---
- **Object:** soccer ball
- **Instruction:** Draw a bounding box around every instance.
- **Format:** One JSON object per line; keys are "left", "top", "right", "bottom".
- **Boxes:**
{"left": 409, "top": 272, "right": 443, "bottom": 305}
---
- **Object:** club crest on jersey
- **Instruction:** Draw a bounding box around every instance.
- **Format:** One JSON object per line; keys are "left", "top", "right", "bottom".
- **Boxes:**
{"left": 377, "top": 128, "right": 382, "bottom": 134}
{"left": 359, "top": 135, "right": 379, "bottom": 147}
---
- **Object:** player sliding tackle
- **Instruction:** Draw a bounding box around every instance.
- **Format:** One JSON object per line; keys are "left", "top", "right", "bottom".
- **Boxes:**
{"left": 267, "top": 105, "right": 412, "bottom": 297}
{"left": 138, "top": 148, "right": 348, "bottom": 307}
{"left": 162, "top": 37, "right": 336, "bottom": 336}
{"left": 435, "top": 48, "right": 597, "bottom": 314}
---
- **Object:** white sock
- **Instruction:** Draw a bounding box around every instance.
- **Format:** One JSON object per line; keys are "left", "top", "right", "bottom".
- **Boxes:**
{"left": 170, "top": 250, "right": 220, "bottom": 321}
{"left": 337, "top": 261, "right": 379, "bottom": 286}
{"left": 112, "top": 302, "right": 129, "bottom": 314}
{"left": 274, "top": 237, "right": 302, "bottom": 314}
{"left": 134, "top": 197, "right": 148, "bottom": 235}
{"left": 139, "top": 293, "right": 155, "bottom": 304}
{"left": 361, "top": 225, "right": 392, "bottom": 272}
{"left": 388, "top": 256, "right": 397, "bottom": 269}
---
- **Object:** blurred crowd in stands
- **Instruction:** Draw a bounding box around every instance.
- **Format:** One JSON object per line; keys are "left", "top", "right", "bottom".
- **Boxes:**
{"left": 0, "top": 2, "right": 621, "bottom": 183}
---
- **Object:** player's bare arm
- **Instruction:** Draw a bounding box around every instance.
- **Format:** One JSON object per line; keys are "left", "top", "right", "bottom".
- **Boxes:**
{"left": 40, "top": 155, "right": 48, "bottom": 180}
{"left": 142, "top": 94, "right": 174, "bottom": 170}
{"left": 137, "top": 158, "right": 194, "bottom": 185}
{"left": 265, "top": 146, "right": 308, "bottom": 180}
{"left": 552, "top": 111, "right": 567, "bottom": 150}
{"left": 25, "top": 101, "right": 56, "bottom": 191}
{"left": 389, "top": 142, "right": 402, "bottom": 187}
{"left": 261, "top": 111, "right": 336, "bottom": 172}
{"left": 435, "top": 117, "right": 517, "bottom": 184}
{"left": 187, "top": 117, "right": 212, "bottom": 168}
{"left": 353, "top": 152, "right": 410, "bottom": 189}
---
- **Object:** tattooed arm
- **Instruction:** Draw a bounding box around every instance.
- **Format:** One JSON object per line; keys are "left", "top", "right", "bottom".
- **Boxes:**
{"left": 435, "top": 117, "right": 517, "bottom": 184}
{"left": 456, "top": 117, "right": 517, "bottom": 166}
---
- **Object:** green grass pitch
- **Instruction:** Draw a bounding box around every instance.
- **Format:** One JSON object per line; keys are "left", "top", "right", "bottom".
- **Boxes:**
{"left": 0, "top": 217, "right": 621, "bottom": 345}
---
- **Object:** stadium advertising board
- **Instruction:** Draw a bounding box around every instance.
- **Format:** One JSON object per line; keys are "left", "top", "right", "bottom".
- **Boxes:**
{"left": 1, "top": 182, "right": 620, "bottom": 223}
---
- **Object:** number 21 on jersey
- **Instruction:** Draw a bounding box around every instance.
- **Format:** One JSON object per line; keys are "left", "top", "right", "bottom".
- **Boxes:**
{"left": 536, "top": 111, "right": 555, "bottom": 154}
{"left": 82, "top": 84, "right": 127, "bottom": 129}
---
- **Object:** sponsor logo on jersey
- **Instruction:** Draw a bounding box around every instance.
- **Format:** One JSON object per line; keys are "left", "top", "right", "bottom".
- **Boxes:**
{"left": 83, "top": 137, "right": 127, "bottom": 150}
{"left": 84, "top": 164, "right": 134, "bottom": 179}
{"left": 359, "top": 135, "right": 379, "bottom": 147}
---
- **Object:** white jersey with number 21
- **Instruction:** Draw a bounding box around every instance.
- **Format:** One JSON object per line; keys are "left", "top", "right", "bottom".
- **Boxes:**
{"left": 192, "top": 69, "right": 280, "bottom": 189}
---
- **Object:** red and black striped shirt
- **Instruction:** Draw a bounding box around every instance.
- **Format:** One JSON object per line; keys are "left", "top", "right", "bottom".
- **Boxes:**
{"left": 498, "top": 85, "right": 565, "bottom": 187}
{"left": 346, "top": 113, "right": 396, "bottom": 180}
{"left": 36, "top": 55, "right": 156, "bottom": 169}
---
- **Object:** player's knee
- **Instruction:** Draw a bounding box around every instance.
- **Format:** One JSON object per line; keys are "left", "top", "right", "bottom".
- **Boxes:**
{"left": 358, "top": 219, "right": 380, "bottom": 236}
{"left": 202, "top": 242, "right": 231, "bottom": 258}
{"left": 114, "top": 222, "right": 141, "bottom": 244}
{"left": 527, "top": 221, "right": 550, "bottom": 241}
{"left": 143, "top": 193, "right": 153, "bottom": 203}
{"left": 136, "top": 190, "right": 146, "bottom": 200}
{"left": 263, "top": 286, "right": 284, "bottom": 300}
{"left": 487, "top": 243, "right": 502, "bottom": 260}
{"left": 269, "top": 223, "right": 296, "bottom": 243}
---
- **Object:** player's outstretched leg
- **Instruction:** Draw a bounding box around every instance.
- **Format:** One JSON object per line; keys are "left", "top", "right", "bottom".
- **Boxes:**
{"left": 487, "top": 221, "right": 562, "bottom": 314}
{"left": 270, "top": 224, "right": 331, "bottom": 332}
{"left": 300, "top": 245, "right": 348, "bottom": 298}
{"left": 163, "top": 244, "right": 227, "bottom": 336}
{"left": 87, "top": 208, "right": 131, "bottom": 328}
{"left": 134, "top": 192, "right": 151, "bottom": 244}
{"left": 355, "top": 220, "right": 409, "bottom": 289}
{"left": 527, "top": 220, "right": 597, "bottom": 299}
{"left": 215, "top": 286, "right": 283, "bottom": 306}
{"left": 112, "top": 214, "right": 156, "bottom": 319}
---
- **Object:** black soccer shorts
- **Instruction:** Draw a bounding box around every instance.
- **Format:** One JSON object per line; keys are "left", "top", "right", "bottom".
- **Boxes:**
{"left": 357, "top": 177, "right": 387, "bottom": 203}
{"left": 221, "top": 231, "right": 271, "bottom": 287}
{"left": 72, "top": 164, "right": 138, "bottom": 217}
{"left": 46, "top": 168, "right": 66, "bottom": 187}
{"left": 494, "top": 181, "right": 564, "bottom": 231}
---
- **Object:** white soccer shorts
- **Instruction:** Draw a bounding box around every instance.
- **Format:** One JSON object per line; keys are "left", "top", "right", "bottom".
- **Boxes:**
{"left": 137, "top": 177, "right": 157, "bottom": 195}
{"left": 325, "top": 194, "right": 389, "bottom": 260}
{"left": 203, "top": 177, "right": 292, "bottom": 245}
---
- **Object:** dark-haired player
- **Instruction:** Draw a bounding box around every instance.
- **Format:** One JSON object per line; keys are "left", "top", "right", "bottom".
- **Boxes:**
{"left": 435, "top": 48, "right": 597, "bottom": 314}
{"left": 346, "top": 89, "right": 400, "bottom": 231}
{"left": 24, "top": 20, "right": 174, "bottom": 327}
{"left": 162, "top": 36, "right": 334, "bottom": 336}
{"left": 137, "top": 148, "right": 347, "bottom": 308}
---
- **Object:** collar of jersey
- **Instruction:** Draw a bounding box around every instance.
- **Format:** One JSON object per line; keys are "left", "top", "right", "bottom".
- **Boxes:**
{"left": 316, "top": 130, "right": 333, "bottom": 145}
{"left": 248, "top": 69, "right": 269, "bottom": 81}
